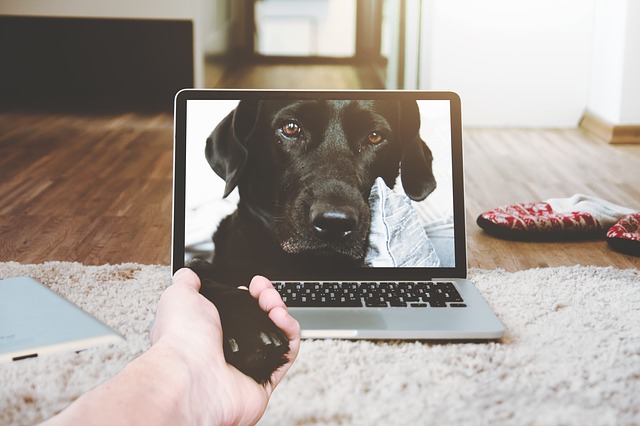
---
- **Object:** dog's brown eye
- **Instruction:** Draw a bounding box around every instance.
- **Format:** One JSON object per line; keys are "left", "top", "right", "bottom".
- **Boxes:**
{"left": 368, "top": 132, "right": 384, "bottom": 145}
{"left": 282, "top": 122, "right": 301, "bottom": 138}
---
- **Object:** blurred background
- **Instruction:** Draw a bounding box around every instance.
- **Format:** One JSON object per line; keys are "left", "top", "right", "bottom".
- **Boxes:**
{"left": 1, "top": 0, "right": 639, "bottom": 269}
{"left": 1, "top": 0, "right": 638, "bottom": 129}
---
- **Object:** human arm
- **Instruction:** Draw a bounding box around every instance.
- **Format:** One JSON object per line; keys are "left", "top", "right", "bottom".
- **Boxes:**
{"left": 41, "top": 268, "right": 300, "bottom": 426}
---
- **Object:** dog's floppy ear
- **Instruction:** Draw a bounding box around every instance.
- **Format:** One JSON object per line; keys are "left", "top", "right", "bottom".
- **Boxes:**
{"left": 205, "top": 101, "right": 259, "bottom": 198}
{"left": 398, "top": 100, "right": 437, "bottom": 201}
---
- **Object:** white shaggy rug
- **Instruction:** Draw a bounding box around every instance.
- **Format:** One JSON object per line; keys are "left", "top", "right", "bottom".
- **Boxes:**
{"left": 1, "top": 262, "right": 639, "bottom": 425}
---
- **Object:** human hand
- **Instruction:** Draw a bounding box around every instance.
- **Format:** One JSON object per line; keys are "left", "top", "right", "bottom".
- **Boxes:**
{"left": 150, "top": 268, "right": 300, "bottom": 425}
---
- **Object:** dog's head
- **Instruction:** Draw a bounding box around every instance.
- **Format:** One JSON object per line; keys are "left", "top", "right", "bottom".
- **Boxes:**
{"left": 206, "top": 99, "right": 436, "bottom": 263}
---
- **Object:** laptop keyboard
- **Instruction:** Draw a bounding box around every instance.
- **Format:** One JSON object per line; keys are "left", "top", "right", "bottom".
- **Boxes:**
{"left": 273, "top": 281, "right": 467, "bottom": 308}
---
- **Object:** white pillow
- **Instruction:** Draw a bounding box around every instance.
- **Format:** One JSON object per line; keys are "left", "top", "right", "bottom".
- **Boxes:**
{"left": 366, "top": 177, "right": 441, "bottom": 267}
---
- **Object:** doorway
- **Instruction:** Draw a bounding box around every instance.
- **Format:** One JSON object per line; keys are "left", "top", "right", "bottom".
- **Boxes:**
{"left": 254, "top": 0, "right": 357, "bottom": 57}
{"left": 249, "top": 0, "right": 385, "bottom": 63}
{"left": 208, "top": 0, "right": 389, "bottom": 88}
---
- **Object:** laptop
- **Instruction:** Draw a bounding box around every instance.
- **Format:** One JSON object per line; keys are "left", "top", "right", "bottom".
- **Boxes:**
{"left": 0, "top": 276, "right": 123, "bottom": 362}
{"left": 171, "top": 89, "right": 504, "bottom": 340}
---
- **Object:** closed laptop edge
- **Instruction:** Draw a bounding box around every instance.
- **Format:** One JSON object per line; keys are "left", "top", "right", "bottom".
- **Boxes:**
{"left": 0, "top": 276, "right": 123, "bottom": 362}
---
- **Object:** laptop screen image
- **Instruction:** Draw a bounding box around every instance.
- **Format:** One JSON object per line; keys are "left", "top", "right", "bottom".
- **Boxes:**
{"left": 172, "top": 91, "right": 466, "bottom": 282}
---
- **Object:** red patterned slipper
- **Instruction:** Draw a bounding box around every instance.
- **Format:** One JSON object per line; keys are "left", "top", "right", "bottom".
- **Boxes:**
{"left": 477, "top": 194, "right": 637, "bottom": 242}
{"left": 607, "top": 213, "right": 640, "bottom": 257}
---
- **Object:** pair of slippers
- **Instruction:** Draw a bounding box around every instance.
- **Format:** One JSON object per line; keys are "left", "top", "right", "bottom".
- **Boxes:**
{"left": 477, "top": 194, "right": 640, "bottom": 257}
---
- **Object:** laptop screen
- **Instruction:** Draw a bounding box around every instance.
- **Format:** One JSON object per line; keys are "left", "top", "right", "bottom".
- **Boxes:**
{"left": 172, "top": 90, "right": 466, "bottom": 282}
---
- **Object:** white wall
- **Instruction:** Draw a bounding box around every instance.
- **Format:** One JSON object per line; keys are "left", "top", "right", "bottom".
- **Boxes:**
{"left": 418, "top": 0, "right": 596, "bottom": 127}
{"left": 587, "top": 1, "right": 627, "bottom": 124}
{"left": 587, "top": 0, "right": 640, "bottom": 125}
{"left": 619, "top": 0, "right": 640, "bottom": 124}
{"left": 201, "top": 0, "right": 230, "bottom": 56}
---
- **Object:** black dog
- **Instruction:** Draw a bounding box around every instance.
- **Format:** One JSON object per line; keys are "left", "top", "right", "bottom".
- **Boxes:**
{"left": 189, "top": 99, "right": 436, "bottom": 383}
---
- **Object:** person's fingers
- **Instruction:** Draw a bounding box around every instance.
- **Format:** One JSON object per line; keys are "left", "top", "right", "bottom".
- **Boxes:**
{"left": 268, "top": 306, "right": 300, "bottom": 345}
{"left": 267, "top": 306, "right": 301, "bottom": 387}
{"left": 172, "top": 268, "right": 201, "bottom": 292}
{"left": 248, "top": 275, "right": 273, "bottom": 298}
{"left": 257, "top": 287, "right": 287, "bottom": 312}
{"left": 247, "top": 275, "right": 301, "bottom": 388}
{"left": 248, "top": 276, "right": 287, "bottom": 313}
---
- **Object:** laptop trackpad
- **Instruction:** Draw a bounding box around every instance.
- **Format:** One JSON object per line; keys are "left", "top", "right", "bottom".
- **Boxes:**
{"left": 290, "top": 309, "right": 386, "bottom": 332}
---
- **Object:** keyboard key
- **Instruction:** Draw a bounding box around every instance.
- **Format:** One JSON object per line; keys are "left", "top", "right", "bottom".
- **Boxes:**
{"left": 388, "top": 297, "right": 407, "bottom": 307}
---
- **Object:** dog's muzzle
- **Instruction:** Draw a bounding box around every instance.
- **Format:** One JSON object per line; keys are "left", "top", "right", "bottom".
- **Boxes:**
{"left": 309, "top": 201, "right": 358, "bottom": 242}
{"left": 279, "top": 176, "right": 371, "bottom": 261}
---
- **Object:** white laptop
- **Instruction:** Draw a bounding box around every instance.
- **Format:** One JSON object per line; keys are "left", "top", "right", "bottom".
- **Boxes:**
{"left": 171, "top": 89, "right": 504, "bottom": 340}
{"left": 0, "top": 276, "right": 123, "bottom": 362}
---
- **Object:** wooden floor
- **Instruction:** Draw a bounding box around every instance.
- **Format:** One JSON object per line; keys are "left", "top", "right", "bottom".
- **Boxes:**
{"left": 211, "top": 63, "right": 383, "bottom": 89}
{"left": 0, "top": 111, "right": 174, "bottom": 265}
{"left": 464, "top": 128, "right": 640, "bottom": 270}
{"left": 1, "top": 63, "right": 639, "bottom": 270}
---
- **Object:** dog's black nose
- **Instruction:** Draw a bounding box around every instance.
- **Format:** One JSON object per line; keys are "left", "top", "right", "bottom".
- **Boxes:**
{"left": 310, "top": 204, "right": 357, "bottom": 241}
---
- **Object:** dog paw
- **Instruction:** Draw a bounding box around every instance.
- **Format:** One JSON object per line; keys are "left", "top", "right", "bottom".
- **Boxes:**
{"left": 206, "top": 286, "right": 290, "bottom": 384}
{"left": 186, "top": 260, "right": 290, "bottom": 384}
